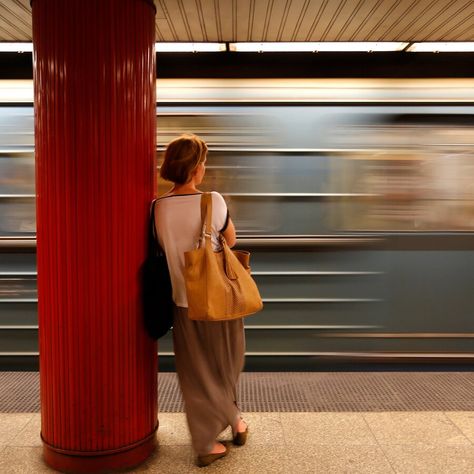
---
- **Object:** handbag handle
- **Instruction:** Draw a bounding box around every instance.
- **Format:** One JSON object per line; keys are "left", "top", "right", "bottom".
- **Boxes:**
{"left": 199, "top": 193, "right": 238, "bottom": 280}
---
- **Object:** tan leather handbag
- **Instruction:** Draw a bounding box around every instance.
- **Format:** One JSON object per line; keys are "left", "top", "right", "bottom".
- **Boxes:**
{"left": 184, "top": 193, "right": 263, "bottom": 321}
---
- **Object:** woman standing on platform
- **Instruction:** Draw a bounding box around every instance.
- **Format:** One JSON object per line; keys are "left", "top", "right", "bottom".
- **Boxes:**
{"left": 154, "top": 134, "right": 248, "bottom": 467}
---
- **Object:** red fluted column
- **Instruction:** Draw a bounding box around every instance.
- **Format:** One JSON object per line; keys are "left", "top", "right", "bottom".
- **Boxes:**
{"left": 31, "top": 1, "right": 157, "bottom": 472}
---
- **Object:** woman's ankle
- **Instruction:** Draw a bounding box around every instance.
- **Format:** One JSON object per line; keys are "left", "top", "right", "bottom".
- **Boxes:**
{"left": 233, "top": 418, "right": 247, "bottom": 435}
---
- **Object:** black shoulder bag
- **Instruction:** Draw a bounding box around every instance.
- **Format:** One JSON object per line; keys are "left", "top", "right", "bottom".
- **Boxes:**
{"left": 141, "top": 199, "right": 173, "bottom": 340}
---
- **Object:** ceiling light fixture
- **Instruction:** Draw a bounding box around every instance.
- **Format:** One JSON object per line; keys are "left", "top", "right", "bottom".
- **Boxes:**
{"left": 1, "top": 42, "right": 473, "bottom": 54}
{"left": 155, "top": 42, "right": 226, "bottom": 52}
{"left": 406, "top": 42, "right": 474, "bottom": 52}
{"left": 0, "top": 42, "right": 227, "bottom": 53}
{"left": 229, "top": 42, "right": 409, "bottom": 52}
{"left": 0, "top": 42, "right": 33, "bottom": 52}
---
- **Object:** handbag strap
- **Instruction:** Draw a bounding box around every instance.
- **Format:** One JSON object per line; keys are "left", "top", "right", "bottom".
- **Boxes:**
{"left": 200, "top": 193, "right": 213, "bottom": 249}
{"left": 149, "top": 199, "right": 165, "bottom": 256}
{"left": 199, "top": 193, "right": 238, "bottom": 279}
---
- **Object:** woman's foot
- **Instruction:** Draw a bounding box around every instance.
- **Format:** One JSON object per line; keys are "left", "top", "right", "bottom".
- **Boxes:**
{"left": 196, "top": 442, "right": 228, "bottom": 467}
{"left": 234, "top": 419, "right": 247, "bottom": 435}
{"left": 232, "top": 419, "right": 248, "bottom": 446}
{"left": 209, "top": 442, "right": 227, "bottom": 454}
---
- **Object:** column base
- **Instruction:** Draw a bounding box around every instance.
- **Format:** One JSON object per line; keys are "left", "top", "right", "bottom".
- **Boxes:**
{"left": 42, "top": 425, "right": 158, "bottom": 474}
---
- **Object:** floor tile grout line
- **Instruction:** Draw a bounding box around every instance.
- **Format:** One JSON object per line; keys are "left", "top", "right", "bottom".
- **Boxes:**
{"left": 262, "top": 440, "right": 474, "bottom": 448}
{"left": 1, "top": 412, "right": 36, "bottom": 444}
{"left": 442, "top": 411, "right": 474, "bottom": 446}
{"left": 361, "top": 412, "right": 398, "bottom": 474}
{"left": 274, "top": 411, "right": 286, "bottom": 448}
{"left": 361, "top": 441, "right": 474, "bottom": 447}
{"left": 7, "top": 412, "right": 38, "bottom": 447}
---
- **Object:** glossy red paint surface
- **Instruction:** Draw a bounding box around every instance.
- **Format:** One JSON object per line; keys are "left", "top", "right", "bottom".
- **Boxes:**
{"left": 32, "top": 0, "right": 157, "bottom": 471}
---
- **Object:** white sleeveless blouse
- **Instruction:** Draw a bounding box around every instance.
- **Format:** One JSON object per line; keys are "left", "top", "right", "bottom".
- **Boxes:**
{"left": 154, "top": 191, "right": 229, "bottom": 307}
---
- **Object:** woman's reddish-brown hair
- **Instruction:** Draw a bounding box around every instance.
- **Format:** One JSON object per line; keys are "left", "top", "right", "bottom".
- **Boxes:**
{"left": 160, "top": 134, "right": 208, "bottom": 184}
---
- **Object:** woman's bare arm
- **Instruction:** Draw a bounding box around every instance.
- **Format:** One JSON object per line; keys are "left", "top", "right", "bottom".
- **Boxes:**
{"left": 221, "top": 217, "right": 236, "bottom": 248}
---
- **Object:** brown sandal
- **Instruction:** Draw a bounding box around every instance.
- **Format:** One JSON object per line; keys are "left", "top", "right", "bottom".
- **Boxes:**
{"left": 196, "top": 443, "right": 229, "bottom": 467}
{"left": 232, "top": 420, "right": 249, "bottom": 446}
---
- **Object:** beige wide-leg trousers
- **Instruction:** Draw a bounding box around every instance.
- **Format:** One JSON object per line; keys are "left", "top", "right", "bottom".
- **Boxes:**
{"left": 172, "top": 305, "right": 246, "bottom": 455}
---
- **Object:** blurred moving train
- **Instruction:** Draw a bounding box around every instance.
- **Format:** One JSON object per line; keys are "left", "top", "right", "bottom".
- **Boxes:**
{"left": 1, "top": 78, "right": 473, "bottom": 369}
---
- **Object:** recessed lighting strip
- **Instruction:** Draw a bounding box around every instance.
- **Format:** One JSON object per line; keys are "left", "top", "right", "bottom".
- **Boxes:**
{"left": 154, "top": 42, "right": 226, "bottom": 52}
{"left": 1, "top": 42, "right": 474, "bottom": 53}
{"left": 0, "top": 42, "right": 33, "bottom": 52}
{"left": 407, "top": 42, "right": 474, "bottom": 52}
{"left": 229, "top": 42, "right": 409, "bottom": 52}
{"left": 0, "top": 42, "right": 227, "bottom": 53}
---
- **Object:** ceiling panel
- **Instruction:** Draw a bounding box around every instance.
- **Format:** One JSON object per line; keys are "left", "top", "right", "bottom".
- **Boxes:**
{"left": 374, "top": 0, "right": 439, "bottom": 41}
{"left": 393, "top": 0, "right": 468, "bottom": 41}
{"left": 181, "top": 2, "right": 208, "bottom": 41}
{"left": 216, "top": 0, "right": 236, "bottom": 42}
{"left": 316, "top": 0, "right": 374, "bottom": 41}
{"left": 319, "top": 0, "right": 372, "bottom": 42}
{"left": 249, "top": 0, "right": 273, "bottom": 42}
{"left": 155, "top": 19, "right": 171, "bottom": 41}
{"left": 233, "top": 0, "right": 249, "bottom": 41}
{"left": 0, "top": 0, "right": 473, "bottom": 42}
{"left": 199, "top": 0, "right": 220, "bottom": 41}
{"left": 0, "top": 0, "right": 31, "bottom": 40}
{"left": 448, "top": 17, "right": 474, "bottom": 40}
{"left": 289, "top": 0, "right": 327, "bottom": 42}
{"left": 347, "top": 0, "right": 403, "bottom": 41}
{"left": 419, "top": 4, "right": 474, "bottom": 41}
{"left": 260, "top": 0, "right": 295, "bottom": 41}
{"left": 277, "top": 0, "right": 315, "bottom": 42}
{"left": 162, "top": 0, "right": 193, "bottom": 41}
{"left": 359, "top": 0, "right": 413, "bottom": 42}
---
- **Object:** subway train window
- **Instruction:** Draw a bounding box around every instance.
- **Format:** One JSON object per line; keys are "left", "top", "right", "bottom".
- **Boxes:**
{"left": 157, "top": 106, "right": 474, "bottom": 235}
{"left": 331, "top": 114, "right": 474, "bottom": 232}
{"left": 0, "top": 105, "right": 35, "bottom": 236}
{"left": 1, "top": 92, "right": 474, "bottom": 237}
{"left": 0, "top": 159, "right": 35, "bottom": 234}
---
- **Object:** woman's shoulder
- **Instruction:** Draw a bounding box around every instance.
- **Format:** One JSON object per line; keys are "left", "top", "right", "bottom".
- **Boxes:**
{"left": 209, "top": 190, "right": 226, "bottom": 202}
{"left": 209, "top": 191, "right": 227, "bottom": 215}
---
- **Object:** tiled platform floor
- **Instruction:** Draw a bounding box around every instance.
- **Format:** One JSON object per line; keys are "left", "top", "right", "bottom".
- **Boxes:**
{"left": 1, "top": 372, "right": 474, "bottom": 473}
{"left": 1, "top": 411, "right": 474, "bottom": 473}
